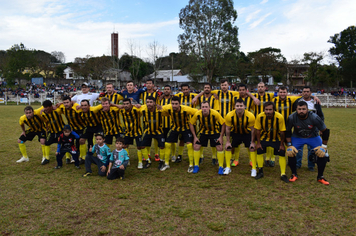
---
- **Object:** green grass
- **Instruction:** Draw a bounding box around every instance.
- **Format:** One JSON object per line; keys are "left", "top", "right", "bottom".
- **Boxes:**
{"left": 1, "top": 106, "right": 356, "bottom": 235}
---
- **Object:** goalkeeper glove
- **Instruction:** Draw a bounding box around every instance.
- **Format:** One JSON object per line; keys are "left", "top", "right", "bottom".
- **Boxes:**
{"left": 314, "top": 145, "right": 327, "bottom": 158}
{"left": 286, "top": 146, "right": 298, "bottom": 157}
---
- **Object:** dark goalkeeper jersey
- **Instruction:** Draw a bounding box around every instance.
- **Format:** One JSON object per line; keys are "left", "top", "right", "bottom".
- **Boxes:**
{"left": 286, "top": 111, "right": 326, "bottom": 138}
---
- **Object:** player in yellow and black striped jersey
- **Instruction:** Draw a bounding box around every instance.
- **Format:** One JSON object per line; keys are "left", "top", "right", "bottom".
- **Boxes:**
{"left": 196, "top": 83, "right": 220, "bottom": 111}
{"left": 272, "top": 86, "right": 300, "bottom": 124}
{"left": 140, "top": 79, "right": 160, "bottom": 105}
{"left": 254, "top": 101, "right": 288, "bottom": 183}
{"left": 17, "top": 106, "right": 46, "bottom": 163}
{"left": 160, "top": 96, "right": 198, "bottom": 172}
{"left": 100, "top": 83, "right": 124, "bottom": 104}
{"left": 189, "top": 101, "right": 225, "bottom": 174}
{"left": 40, "top": 100, "right": 65, "bottom": 164}
{"left": 174, "top": 83, "right": 198, "bottom": 108}
{"left": 225, "top": 99, "right": 257, "bottom": 176}
{"left": 98, "top": 97, "right": 123, "bottom": 146}
{"left": 78, "top": 99, "right": 103, "bottom": 153}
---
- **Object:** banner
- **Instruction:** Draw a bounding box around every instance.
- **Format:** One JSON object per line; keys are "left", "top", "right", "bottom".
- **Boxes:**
{"left": 0, "top": 98, "right": 4, "bottom": 103}
{"left": 20, "top": 98, "right": 28, "bottom": 103}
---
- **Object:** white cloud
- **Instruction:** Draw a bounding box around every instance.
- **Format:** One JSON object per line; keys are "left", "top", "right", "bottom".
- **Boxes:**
{"left": 245, "top": 9, "right": 261, "bottom": 23}
{"left": 260, "top": 0, "right": 268, "bottom": 4}
{"left": 249, "top": 13, "right": 272, "bottom": 29}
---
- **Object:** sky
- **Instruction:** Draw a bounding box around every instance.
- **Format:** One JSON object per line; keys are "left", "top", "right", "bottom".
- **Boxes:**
{"left": 0, "top": 0, "right": 355, "bottom": 63}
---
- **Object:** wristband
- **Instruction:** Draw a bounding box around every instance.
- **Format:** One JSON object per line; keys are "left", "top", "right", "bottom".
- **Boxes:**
{"left": 287, "top": 142, "right": 292, "bottom": 146}
{"left": 322, "top": 144, "right": 327, "bottom": 148}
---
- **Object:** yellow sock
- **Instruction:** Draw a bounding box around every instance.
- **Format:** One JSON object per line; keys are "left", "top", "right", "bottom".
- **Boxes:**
{"left": 194, "top": 150, "right": 200, "bottom": 166}
{"left": 45, "top": 146, "right": 51, "bottom": 159}
{"left": 160, "top": 148, "right": 167, "bottom": 164}
{"left": 217, "top": 151, "right": 224, "bottom": 168}
{"left": 19, "top": 143, "right": 28, "bottom": 158}
{"left": 41, "top": 145, "right": 46, "bottom": 158}
{"left": 225, "top": 150, "right": 232, "bottom": 168}
{"left": 65, "top": 152, "right": 71, "bottom": 160}
{"left": 272, "top": 155, "right": 277, "bottom": 162}
{"left": 266, "top": 147, "right": 273, "bottom": 161}
{"left": 165, "top": 143, "right": 172, "bottom": 161}
{"left": 137, "top": 149, "right": 143, "bottom": 163}
{"left": 124, "top": 148, "right": 129, "bottom": 157}
{"left": 80, "top": 144, "right": 87, "bottom": 159}
{"left": 187, "top": 143, "right": 194, "bottom": 166}
{"left": 211, "top": 147, "right": 217, "bottom": 159}
{"left": 257, "top": 154, "right": 264, "bottom": 168}
{"left": 141, "top": 148, "right": 148, "bottom": 163}
{"left": 153, "top": 139, "right": 159, "bottom": 155}
{"left": 146, "top": 147, "right": 151, "bottom": 157}
{"left": 249, "top": 149, "right": 257, "bottom": 170}
{"left": 200, "top": 147, "right": 203, "bottom": 158}
{"left": 178, "top": 144, "right": 184, "bottom": 156}
{"left": 171, "top": 142, "right": 176, "bottom": 156}
{"left": 234, "top": 146, "right": 240, "bottom": 161}
{"left": 279, "top": 155, "right": 287, "bottom": 176}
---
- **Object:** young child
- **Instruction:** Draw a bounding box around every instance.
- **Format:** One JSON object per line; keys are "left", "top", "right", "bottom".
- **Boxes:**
{"left": 107, "top": 138, "right": 129, "bottom": 180}
{"left": 55, "top": 125, "right": 80, "bottom": 169}
{"left": 83, "top": 133, "right": 111, "bottom": 177}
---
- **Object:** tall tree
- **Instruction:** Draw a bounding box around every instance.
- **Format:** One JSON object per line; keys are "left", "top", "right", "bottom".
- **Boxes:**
{"left": 302, "top": 52, "right": 324, "bottom": 85}
{"left": 146, "top": 40, "right": 167, "bottom": 82}
{"left": 51, "top": 51, "right": 66, "bottom": 63}
{"left": 328, "top": 25, "right": 356, "bottom": 86}
{"left": 178, "top": 0, "right": 239, "bottom": 83}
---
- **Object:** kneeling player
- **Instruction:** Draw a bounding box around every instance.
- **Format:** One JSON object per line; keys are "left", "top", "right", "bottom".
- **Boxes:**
{"left": 286, "top": 101, "right": 330, "bottom": 185}
{"left": 254, "top": 102, "right": 288, "bottom": 183}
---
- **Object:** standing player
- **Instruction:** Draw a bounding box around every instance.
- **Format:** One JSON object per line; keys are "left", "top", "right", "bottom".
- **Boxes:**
{"left": 189, "top": 101, "right": 225, "bottom": 174}
{"left": 102, "top": 83, "right": 123, "bottom": 105}
{"left": 71, "top": 82, "right": 100, "bottom": 106}
{"left": 286, "top": 101, "right": 330, "bottom": 185}
{"left": 17, "top": 106, "right": 46, "bottom": 163}
{"left": 225, "top": 99, "right": 257, "bottom": 177}
{"left": 41, "top": 100, "right": 65, "bottom": 165}
{"left": 117, "top": 81, "right": 146, "bottom": 104}
{"left": 159, "top": 96, "right": 198, "bottom": 173}
{"left": 254, "top": 102, "right": 288, "bottom": 183}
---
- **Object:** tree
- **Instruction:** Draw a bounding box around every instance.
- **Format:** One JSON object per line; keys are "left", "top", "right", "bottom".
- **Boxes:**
{"left": 302, "top": 52, "right": 324, "bottom": 85}
{"left": 127, "top": 39, "right": 143, "bottom": 83}
{"left": 51, "top": 51, "right": 66, "bottom": 63}
{"left": 328, "top": 25, "right": 356, "bottom": 86}
{"left": 178, "top": 0, "right": 239, "bottom": 83}
{"left": 146, "top": 40, "right": 167, "bottom": 82}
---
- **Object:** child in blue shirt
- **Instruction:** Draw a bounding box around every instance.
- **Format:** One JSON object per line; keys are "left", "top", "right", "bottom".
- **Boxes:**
{"left": 83, "top": 133, "right": 111, "bottom": 177}
{"left": 107, "top": 138, "right": 129, "bottom": 180}
{"left": 55, "top": 125, "right": 80, "bottom": 169}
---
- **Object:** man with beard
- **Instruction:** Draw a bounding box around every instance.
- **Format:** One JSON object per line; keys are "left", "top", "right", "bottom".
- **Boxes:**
{"left": 286, "top": 101, "right": 330, "bottom": 185}
{"left": 102, "top": 83, "right": 123, "bottom": 105}
{"left": 254, "top": 101, "right": 288, "bottom": 183}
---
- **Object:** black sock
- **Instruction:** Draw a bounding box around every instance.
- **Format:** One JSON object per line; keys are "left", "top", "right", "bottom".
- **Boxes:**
{"left": 317, "top": 157, "right": 327, "bottom": 179}
{"left": 288, "top": 156, "right": 297, "bottom": 176}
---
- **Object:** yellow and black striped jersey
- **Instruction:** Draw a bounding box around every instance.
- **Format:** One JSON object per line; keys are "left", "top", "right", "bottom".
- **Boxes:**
{"left": 232, "top": 95, "right": 255, "bottom": 113}
{"left": 41, "top": 107, "right": 65, "bottom": 134}
{"left": 79, "top": 105, "right": 102, "bottom": 128}
{"left": 19, "top": 107, "right": 44, "bottom": 132}
{"left": 225, "top": 110, "right": 255, "bottom": 134}
{"left": 254, "top": 111, "right": 286, "bottom": 142}
{"left": 141, "top": 91, "right": 160, "bottom": 105}
{"left": 161, "top": 104, "right": 198, "bottom": 132}
{"left": 273, "top": 96, "right": 300, "bottom": 123}
{"left": 190, "top": 109, "right": 225, "bottom": 135}
{"left": 98, "top": 107, "right": 123, "bottom": 135}
{"left": 252, "top": 92, "right": 275, "bottom": 117}
{"left": 174, "top": 92, "right": 198, "bottom": 108}
{"left": 211, "top": 90, "right": 239, "bottom": 118}
{"left": 139, "top": 105, "right": 164, "bottom": 135}
{"left": 119, "top": 106, "right": 143, "bottom": 137}
{"left": 198, "top": 95, "right": 220, "bottom": 111}
{"left": 159, "top": 96, "right": 173, "bottom": 129}
{"left": 59, "top": 103, "right": 85, "bottom": 131}
{"left": 100, "top": 93, "right": 124, "bottom": 105}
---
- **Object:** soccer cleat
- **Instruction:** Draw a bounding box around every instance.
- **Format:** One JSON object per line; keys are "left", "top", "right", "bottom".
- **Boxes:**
{"left": 218, "top": 167, "right": 224, "bottom": 175}
{"left": 160, "top": 164, "right": 170, "bottom": 171}
{"left": 199, "top": 157, "right": 204, "bottom": 164}
{"left": 187, "top": 165, "right": 194, "bottom": 173}
{"left": 143, "top": 160, "right": 151, "bottom": 169}
{"left": 317, "top": 177, "right": 330, "bottom": 185}
{"left": 82, "top": 172, "right": 91, "bottom": 177}
{"left": 269, "top": 161, "right": 275, "bottom": 167}
{"left": 176, "top": 155, "right": 182, "bottom": 163}
{"left": 158, "top": 160, "right": 164, "bottom": 170}
{"left": 265, "top": 160, "right": 270, "bottom": 167}
{"left": 192, "top": 165, "right": 200, "bottom": 174}
{"left": 75, "top": 165, "right": 81, "bottom": 169}
{"left": 171, "top": 156, "right": 177, "bottom": 162}
{"left": 70, "top": 158, "right": 75, "bottom": 163}
{"left": 154, "top": 154, "right": 160, "bottom": 162}
{"left": 120, "top": 175, "right": 125, "bottom": 180}
{"left": 231, "top": 160, "right": 239, "bottom": 167}
{"left": 308, "top": 167, "right": 315, "bottom": 172}
{"left": 255, "top": 172, "right": 264, "bottom": 180}
{"left": 41, "top": 159, "right": 49, "bottom": 165}
{"left": 212, "top": 158, "right": 217, "bottom": 165}
{"left": 289, "top": 174, "right": 298, "bottom": 182}
{"left": 17, "top": 157, "right": 29, "bottom": 163}
{"left": 66, "top": 159, "right": 70, "bottom": 164}
{"left": 281, "top": 175, "right": 289, "bottom": 183}
{"left": 249, "top": 161, "right": 253, "bottom": 167}
{"left": 223, "top": 167, "right": 231, "bottom": 175}
{"left": 54, "top": 166, "right": 62, "bottom": 169}
{"left": 41, "top": 157, "right": 45, "bottom": 163}
{"left": 251, "top": 169, "right": 257, "bottom": 177}
{"left": 137, "top": 162, "right": 143, "bottom": 169}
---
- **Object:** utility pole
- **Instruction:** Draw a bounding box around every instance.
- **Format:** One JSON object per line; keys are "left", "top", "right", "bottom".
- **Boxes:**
{"left": 171, "top": 55, "right": 173, "bottom": 82}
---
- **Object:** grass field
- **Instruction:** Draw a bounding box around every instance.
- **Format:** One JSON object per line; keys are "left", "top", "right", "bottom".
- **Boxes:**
{"left": 1, "top": 105, "right": 356, "bottom": 235}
